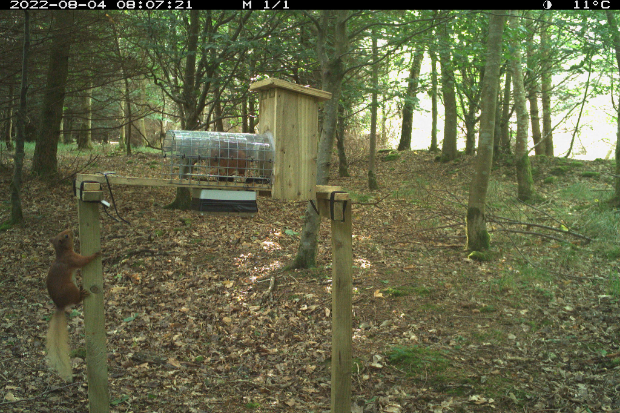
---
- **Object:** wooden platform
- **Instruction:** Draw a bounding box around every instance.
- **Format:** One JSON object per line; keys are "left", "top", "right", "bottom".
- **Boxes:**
{"left": 75, "top": 174, "right": 272, "bottom": 192}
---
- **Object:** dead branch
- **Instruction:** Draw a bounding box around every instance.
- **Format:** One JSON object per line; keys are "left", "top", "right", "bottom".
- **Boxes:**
{"left": 489, "top": 215, "right": 593, "bottom": 243}
{"left": 491, "top": 228, "right": 570, "bottom": 244}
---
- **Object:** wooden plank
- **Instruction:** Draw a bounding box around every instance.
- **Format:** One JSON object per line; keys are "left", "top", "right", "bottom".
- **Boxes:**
{"left": 75, "top": 174, "right": 271, "bottom": 192}
{"left": 330, "top": 200, "right": 353, "bottom": 413}
{"left": 78, "top": 200, "right": 110, "bottom": 413}
{"left": 316, "top": 185, "right": 346, "bottom": 197}
{"left": 250, "top": 78, "right": 332, "bottom": 101}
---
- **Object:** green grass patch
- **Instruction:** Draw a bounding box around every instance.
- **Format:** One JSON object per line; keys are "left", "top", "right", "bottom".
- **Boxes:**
{"left": 349, "top": 192, "right": 372, "bottom": 203}
{"left": 383, "top": 284, "right": 431, "bottom": 297}
{"left": 245, "top": 402, "right": 260, "bottom": 409}
{"left": 581, "top": 171, "right": 600, "bottom": 179}
{"left": 608, "top": 270, "right": 620, "bottom": 298}
{"left": 386, "top": 345, "right": 449, "bottom": 376}
{"left": 550, "top": 166, "right": 568, "bottom": 176}
{"left": 382, "top": 152, "right": 400, "bottom": 162}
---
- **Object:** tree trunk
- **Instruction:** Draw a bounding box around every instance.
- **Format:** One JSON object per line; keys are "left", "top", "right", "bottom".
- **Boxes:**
{"left": 429, "top": 48, "right": 439, "bottom": 152}
{"left": 4, "top": 80, "right": 15, "bottom": 150}
{"left": 525, "top": 15, "right": 543, "bottom": 156}
{"left": 31, "top": 12, "right": 74, "bottom": 177}
{"left": 464, "top": 109, "right": 477, "bottom": 155}
{"left": 438, "top": 22, "right": 458, "bottom": 162}
{"left": 336, "top": 104, "right": 349, "bottom": 177}
{"left": 466, "top": 11, "right": 506, "bottom": 251}
{"left": 289, "top": 10, "right": 347, "bottom": 269}
{"left": 500, "top": 70, "right": 512, "bottom": 154}
{"left": 77, "top": 86, "right": 93, "bottom": 150}
{"left": 605, "top": 10, "right": 620, "bottom": 206}
{"left": 397, "top": 46, "right": 424, "bottom": 151}
{"left": 9, "top": 11, "right": 29, "bottom": 225}
{"left": 540, "top": 12, "right": 554, "bottom": 157}
{"left": 368, "top": 33, "right": 379, "bottom": 190}
{"left": 509, "top": 11, "right": 534, "bottom": 202}
{"left": 493, "top": 78, "right": 503, "bottom": 159}
{"left": 166, "top": 9, "right": 201, "bottom": 210}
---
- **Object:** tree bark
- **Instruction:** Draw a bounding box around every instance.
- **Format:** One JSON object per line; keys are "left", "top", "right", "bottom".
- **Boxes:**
{"left": 9, "top": 11, "right": 29, "bottom": 225}
{"left": 605, "top": 10, "right": 620, "bottom": 206}
{"left": 525, "top": 14, "right": 543, "bottom": 156}
{"left": 336, "top": 104, "right": 349, "bottom": 177}
{"left": 3, "top": 79, "right": 15, "bottom": 150}
{"left": 540, "top": 12, "right": 554, "bottom": 157}
{"left": 509, "top": 11, "right": 534, "bottom": 202}
{"left": 398, "top": 46, "right": 424, "bottom": 151}
{"left": 368, "top": 33, "right": 379, "bottom": 190}
{"left": 499, "top": 70, "right": 512, "bottom": 154}
{"left": 31, "top": 12, "right": 74, "bottom": 177}
{"left": 77, "top": 84, "right": 93, "bottom": 150}
{"left": 165, "top": 10, "right": 201, "bottom": 210}
{"left": 466, "top": 12, "right": 506, "bottom": 251}
{"left": 438, "top": 22, "right": 458, "bottom": 162}
{"left": 429, "top": 48, "right": 439, "bottom": 152}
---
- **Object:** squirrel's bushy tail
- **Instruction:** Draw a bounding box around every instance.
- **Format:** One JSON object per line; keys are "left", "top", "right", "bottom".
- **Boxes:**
{"left": 46, "top": 310, "right": 72, "bottom": 382}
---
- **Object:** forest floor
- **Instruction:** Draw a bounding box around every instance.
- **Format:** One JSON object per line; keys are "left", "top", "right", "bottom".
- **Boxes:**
{"left": 1, "top": 146, "right": 620, "bottom": 413}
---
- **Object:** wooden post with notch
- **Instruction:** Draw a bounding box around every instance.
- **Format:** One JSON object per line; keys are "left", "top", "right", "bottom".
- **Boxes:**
{"left": 76, "top": 182, "right": 110, "bottom": 413}
{"left": 317, "top": 185, "right": 353, "bottom": 413}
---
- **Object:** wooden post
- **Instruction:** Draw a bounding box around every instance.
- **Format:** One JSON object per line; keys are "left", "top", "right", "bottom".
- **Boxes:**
{"left": 77, "top": 192, "right": 110, "bottom": 413}
{"left": 330, "top": 199, "right": 352, "bottom": 413}
{"left": 316, "top": 186, "right": 353, "bottom": 413}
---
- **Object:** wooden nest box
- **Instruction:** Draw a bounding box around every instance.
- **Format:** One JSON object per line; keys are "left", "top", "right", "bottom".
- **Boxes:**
{"left": 250, "top": 78, "right": 332, "bottom": 201}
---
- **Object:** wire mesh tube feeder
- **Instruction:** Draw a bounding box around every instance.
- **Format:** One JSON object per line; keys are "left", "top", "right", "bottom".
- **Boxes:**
{"left": 162, "top": 130, "right": 275, "bottom": 213}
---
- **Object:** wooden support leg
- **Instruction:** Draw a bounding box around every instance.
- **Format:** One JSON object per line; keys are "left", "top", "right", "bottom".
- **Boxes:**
{"left": 78, "top": 199, "right": 110, "bottom": 413}
{"left": 330, "top": 199, "right": 352, "bottom": 413}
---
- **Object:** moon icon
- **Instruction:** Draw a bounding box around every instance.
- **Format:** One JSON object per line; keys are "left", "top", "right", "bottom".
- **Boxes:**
{"left": 543, "top": 0, "right": 552, "bottom": 8}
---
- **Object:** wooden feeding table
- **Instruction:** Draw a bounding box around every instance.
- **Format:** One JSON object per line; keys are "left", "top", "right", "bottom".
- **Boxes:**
{"left": 71, "top": 79, "right": 353, "bottom": 413}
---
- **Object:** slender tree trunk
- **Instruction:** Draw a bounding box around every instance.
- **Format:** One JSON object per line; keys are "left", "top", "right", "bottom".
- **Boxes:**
{"left": 438, "top": 22, "right": 458, "bottom": 162}
{"left": 165, "top": 9, "right": 201, "bottom": 210}
{"left": 509, "top": 11, "right": 534, "bottom": 202}
{"left": 466, "top": 11, "right": 506, "bottom": 251}
{"left": 290, "top": 10, "right": 347, "bottom": 269}
{"left": 398, "top": 46, "right": 424, "bottom": 151}
{"left": 368, "top": 34, "right": 379, "bottom": 190}
{"left": 77, "top": 85, "right": 93, "bottom": 150}
{"left": 493, "top": 78, "right": 503, "bottom": 159}
{"left": 336, "top": 104, "right": 349, "bottom": 177}
{"left": 9, "top": 11, "right": 29, "bottom": 225}
{"left": 31, "top": 12, "right": 74, "bottom": 177}
{"left": 4, "top": 80, "right": 15, "bottom": 150}
{"left": 605, "top": 10, "right": 620, "bottom": 206}
{"left": 525, "top": 19, "right": 543, "bottom": 156}
{"left": 500, "top": 70, "right": 512, "bottom": 154}
{"left": 429, "top": 49, "right": 439, "bottom": 152}
{"left": 123, "top": 89, "right": 132, "bottom": 155}
{"left": 565, "top": 57, "right": 592, "bottom": 158}
{"left": 139, "top": 79, "right": 147, "bottom": 146}
{"left": 464, "top": 110, "right": 477, "bottom": 155}
{"left": 541, "top": 12, "right": 554, "bottom": 157}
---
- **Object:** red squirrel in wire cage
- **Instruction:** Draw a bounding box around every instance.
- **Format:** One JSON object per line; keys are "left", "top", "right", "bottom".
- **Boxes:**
{"left": 46, "top": 229, "right": 100, "bottom": 382}
{"left": 211, "top": 142, "right": 248, "bottom": 181}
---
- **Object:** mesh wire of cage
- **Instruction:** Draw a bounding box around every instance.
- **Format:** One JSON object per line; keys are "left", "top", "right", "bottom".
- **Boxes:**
{"left": 162, "top": 130, "right": 275, "bottom": 188}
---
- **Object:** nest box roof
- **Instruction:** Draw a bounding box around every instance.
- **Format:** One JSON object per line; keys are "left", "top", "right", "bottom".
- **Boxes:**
{"left": 249, "top": 78, "right": 332, "bottom": 102}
